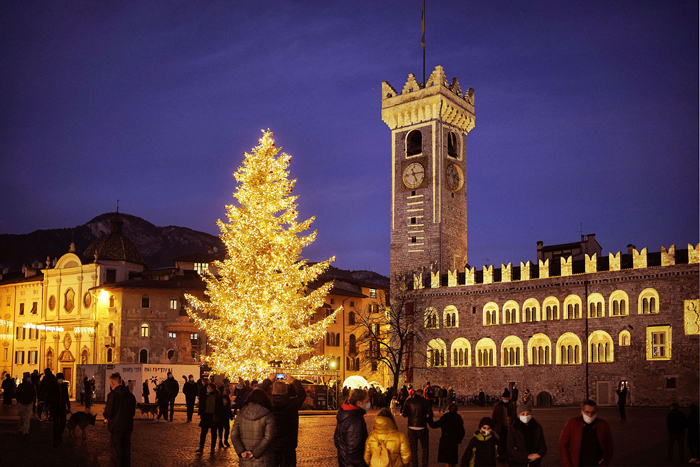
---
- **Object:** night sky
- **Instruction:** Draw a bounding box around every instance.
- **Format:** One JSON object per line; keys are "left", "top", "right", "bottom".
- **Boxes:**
{"left": 1, "top": 1, "right": 698, "bottom": 276}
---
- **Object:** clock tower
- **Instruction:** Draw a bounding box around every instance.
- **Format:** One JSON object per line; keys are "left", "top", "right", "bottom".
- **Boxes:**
{"left": 381, "top": 66, "right": 475, "bottom": 278}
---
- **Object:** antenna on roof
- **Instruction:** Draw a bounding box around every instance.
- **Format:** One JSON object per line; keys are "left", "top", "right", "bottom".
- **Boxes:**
{"left": 579, "top": 222, "right": 583, "bottom": 236}
{"left": 421, "top": 0, "right": 426, "bottom": 86}
{"left": 116, "top": 199, "right": 120, "bottom": 213}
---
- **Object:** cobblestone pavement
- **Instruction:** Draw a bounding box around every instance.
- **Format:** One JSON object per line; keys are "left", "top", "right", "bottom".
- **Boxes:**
{"left": 0, "top": 403, "right": 686, "bottom": 466}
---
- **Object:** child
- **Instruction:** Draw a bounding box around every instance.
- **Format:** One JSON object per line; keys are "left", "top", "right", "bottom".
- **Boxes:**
{"left": 462, "top": 417, "right": 498, "bottom": 466}
{"left": 363, "top": 408, "right": 412, "bottom": 467}
{"left": 390, "top": 396, "right": 400, "bottom": 416}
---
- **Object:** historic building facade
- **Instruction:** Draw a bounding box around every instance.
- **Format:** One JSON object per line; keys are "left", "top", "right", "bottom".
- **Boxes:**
{"left": 383, "top": 66, "right": 700, "bottom": 406}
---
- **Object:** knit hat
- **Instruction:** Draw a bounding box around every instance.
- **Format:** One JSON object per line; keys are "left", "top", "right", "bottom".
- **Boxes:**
{"left": 56, "top": 372, "right": 64, "bottom": 379}
{"left": 479, "top": 417, "right": 494, "bottom": 429}
{"left": 517, "top": 403, "right": 531, "bottom": 415}
{"left": 502, "top": 389, "right": 510, "bottom": 398}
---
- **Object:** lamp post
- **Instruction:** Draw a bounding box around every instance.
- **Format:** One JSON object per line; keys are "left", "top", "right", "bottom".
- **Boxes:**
{"left": 584, "top": 280, "right": 590, "bottom": 400}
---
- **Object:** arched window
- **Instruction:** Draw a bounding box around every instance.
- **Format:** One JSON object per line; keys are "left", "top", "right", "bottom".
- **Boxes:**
{"left": 447, "top": 132, "right": 459, "bottom": 158}
{"left": 450, "top": 338, "right": 471, "bottom": 367}
{"left": 619, "top": 330, "right": 631, "bottom": 346}
{"left": 483, "top": 302, "right": 499, "bottom": 326}
{"left": 81, "top": 349, "right": 89, "bottom": 365}
{"left": 588, "top": 293, "right": 605, "bottom": 318}
{"left": 141, "top": 294, "right": 150, "bottom": 308}
{"left": 528, "top": 333, "right": 552, "bottom": 365}
{"left": 609, "top": 291, "right": 629, "bottom": 317}
{"left": 501, "top": 336, "right": 524, "bottom": 367}
{"left": 443, "top": 306, "right": 458, "bottom": 328}
{"left": 348, "top": 311, "right": 356, "bottom": 325}
{"left": 427, "top": 338, "right": 447, "bottom": 367}
{"left": 108, "top": 323, "right": 114, "bottom": 336}
{"left": 503, "top": 300, "right": 519, "bottom": 325}
{"left": 106, "top": 348, "right": 112, "bottom": 363}
{"left": 543, "top": 297, "right": 560, "bottom": 321}
{"left": 638, "top": 288, "right": 660, "bottom": 314}
{"left": 139, "top": 349, "right": 148, "bottom": 363}
{"left": 109, "top": 295, "right": 115, "bottom": 308}
{"left": 140, "top": 323, "right": 150, "bottom": 338}
{"left": 425, "top": 307, "right": 439, "bottom": 329}
{"left": 588, "top": 331, "right": 614, "bottom": 363}
{"left": 406, "top": 130, "right": 423, "bottom": 157}
{"left": 564, "top": 295, "right": 582, "bottom": 320}
{"left": 348, "top": 334, "right": 357, "bottom": 354}
{"left": 556, "top": 333, "right": 582, "bottom": 365}
{"left": 475, "top": 338, "right": 497, "bottom": 367}
{"left": 523, "top": 299, "right": 540, "bottom": 322}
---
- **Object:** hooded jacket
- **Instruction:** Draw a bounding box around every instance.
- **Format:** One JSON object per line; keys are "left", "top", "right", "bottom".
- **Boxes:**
{"left": 103, "top": 384, "right": 136, "bottom": 433}
{"left": 363, "top": 415, "right": 412, "bottom": 467}
{"left": 231, "top": 402, "right": 276, "bottom": 466}
{"left": 462, "top": 431, "right": 498, "bottom": 467}
{"left": 334, "top": 402, "right": 369, "bottom": 467}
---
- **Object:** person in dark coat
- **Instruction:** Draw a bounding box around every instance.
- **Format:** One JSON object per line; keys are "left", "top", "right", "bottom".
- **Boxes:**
{"left": 155, "top": 382, "right": 169, "bottom": 420}
{"left": 491, "top": 389, "right": 516, "bottom": 463}
{"left": 84, "top": 377, "right": 94, "bottom": 409}
{"left": 667, "top": 402, "right": 687, "bottom": 461}
{"left": 217, "top": 394, "right": 233, "bottom": 448}
{"left": 507, "top": 403, "right": 547, "bottom": 467}
{"left": 399, "top": 385, "right": 409, "bottom": 410}
{"left": 429, "top": 403, "right": 465, "bottom": 466}
{"left": 334, "top": 388, "right": 369, "bottom": 467}
{"left": 510, "top": 385, "right": 519, "bottom": 404}
{"left": 687, "top": 404, "right": 699, "bottom": 464}
{"left": 615, "top": 382, "right": 627, "bottom": 421}
{"left": 164, "top": 372, "right": 179, "bottom": 421}
{"left": 31, "top": 370, "right": 40, "bottom": 413}
{"left": 2, "top": 374, "right": 15, "bottom": 405}
{"left": 462, "top": 417, "right": 498, "bottom": 467}
{"left": 103, "top": 372, "right": 136, "bottom": 467}
{"left": 401, "top": 388, "right": 434, "bottom": 467}
{"left": 46, "top": 371, "right": 71, "bottom": 447}
{"left": 183, "top": 374, "right": 198, "bottom": 422}
{"left": 38, "top": 368, "right": 55, "bottom": 403}
{"left": 197, "top": 383, "right": 222, "bottom": 454}
{"left": 478, "top": 390, "right": 485, "bottom": 407}
{"left": 16, "top": 372, "right": 36, "bottom": 435}
{"left": 259, "top": 373, "right": 307, "bottom": 466}
{"left": 142, "top": 380, "right": 150, "bottom": 404}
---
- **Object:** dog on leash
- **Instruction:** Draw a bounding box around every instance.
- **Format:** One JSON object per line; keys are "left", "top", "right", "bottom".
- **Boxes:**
{"left": 136, "top": 403, "right": 159, "bottom": 419}
{"left": 67, "top": 412, "right": 97, "bottom": 439}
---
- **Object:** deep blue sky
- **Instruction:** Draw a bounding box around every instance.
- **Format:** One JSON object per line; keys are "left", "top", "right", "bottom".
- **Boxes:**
{"left": 1, "top": 1, "right": 698, "bottom": 276}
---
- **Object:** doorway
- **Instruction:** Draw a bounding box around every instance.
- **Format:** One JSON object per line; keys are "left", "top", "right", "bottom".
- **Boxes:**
{"left": 596, "top": 380, "right": 611, "bottom": 405}
{"left": 62, "top": 366, "right": 73, "bottom": 398}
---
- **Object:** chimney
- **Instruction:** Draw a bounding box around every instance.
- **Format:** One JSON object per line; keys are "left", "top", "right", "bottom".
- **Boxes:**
{"left": 536, "top": 241, "right": 544, "bottom": 262}
{"left": 627, "top": 244, "right": 635, "bottom": 255}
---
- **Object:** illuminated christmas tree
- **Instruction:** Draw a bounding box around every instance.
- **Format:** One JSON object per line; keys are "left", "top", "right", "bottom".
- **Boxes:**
{"left": 186, "top": 130, "right": 338, "bottom": 381}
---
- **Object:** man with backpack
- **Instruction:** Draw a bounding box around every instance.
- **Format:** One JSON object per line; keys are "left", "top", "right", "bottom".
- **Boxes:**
{"left": 424, "top": 382, "right": 435, "bottom": 407}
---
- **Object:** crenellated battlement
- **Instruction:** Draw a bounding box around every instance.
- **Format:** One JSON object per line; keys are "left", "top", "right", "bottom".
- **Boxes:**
{"left": 412, "top": 244, "right": 700, "bottom": 290}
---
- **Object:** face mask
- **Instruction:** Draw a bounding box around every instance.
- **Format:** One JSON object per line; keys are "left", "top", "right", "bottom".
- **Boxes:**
{"left": 364, "top": 402, "right": 372, "bottom": 411}
{"left": 519, "top": 415, "right": 531, "bottom": 424}
{"left": 480, "top": 429, "right": 491, "bottom": 436}
{"left": 502, "top": 399, "right": 508, "bottom": 404}
{"left": 582, "top": 413, "right": 596, "bottom": 424}
{"left": 57, "top": 379, "right": 64, "bottom": 384}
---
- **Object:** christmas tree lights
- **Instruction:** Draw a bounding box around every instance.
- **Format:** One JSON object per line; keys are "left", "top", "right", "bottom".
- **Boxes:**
{"left": 186, "top": 130, "right": 339, "bottom": 381}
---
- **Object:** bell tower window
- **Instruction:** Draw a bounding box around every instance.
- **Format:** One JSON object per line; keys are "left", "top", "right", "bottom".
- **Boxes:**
{"left": 406, "top": 130, "right": 422, "bottom": 157}
{"left": 447, "top": 132, "right": 459, "bottom": 158}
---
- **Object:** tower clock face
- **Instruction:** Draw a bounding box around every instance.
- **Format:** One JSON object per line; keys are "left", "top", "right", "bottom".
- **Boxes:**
{"left": 446, "top": 163, "right": 463, "bottom": 191}
{"left": 403, "top": 162, "right": 425, "bottom": 189}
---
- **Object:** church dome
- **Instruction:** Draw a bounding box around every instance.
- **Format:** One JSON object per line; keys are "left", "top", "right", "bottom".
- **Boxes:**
{"left": 83, "top": 212, "right": 146, "bottom": 265}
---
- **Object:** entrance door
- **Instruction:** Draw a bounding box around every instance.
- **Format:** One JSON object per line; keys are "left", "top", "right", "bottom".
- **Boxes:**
{"left": 62, "top": 366, "right": 73, "bottom": 398}
{"left": 596, "top": 381, "right": 611, "bottom": 405}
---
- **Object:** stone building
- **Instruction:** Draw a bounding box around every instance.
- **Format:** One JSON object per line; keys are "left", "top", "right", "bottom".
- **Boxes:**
{"left": 382, "top": 66, "right": 700, "bottom": 406}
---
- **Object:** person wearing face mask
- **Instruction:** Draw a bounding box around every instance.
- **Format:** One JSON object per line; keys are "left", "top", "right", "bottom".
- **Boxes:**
{"left": 491, "top": 389, "right": 516, "bottom": 463}
{"left": 16, "top": 372, "right": 36, "bottom": 435}
{"left": 506, "top": 404, "right": 546, "bottom": 466}
{"left": 183, "top": 374, "right": 198, "bottom": 422}
{"left": 46, "top": 371, "right": 71, "bottom": 447}
{"left": 559, "top": 399, "right": 614, "bottom": 466}
{"left": 335, "top": 388, "right": 370, "bottom": 467}
{"left": 462, "top": 417, "right": 498, "bottom": 466}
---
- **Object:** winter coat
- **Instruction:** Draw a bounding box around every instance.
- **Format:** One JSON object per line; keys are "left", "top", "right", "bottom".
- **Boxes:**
{"left": 183, "top": 380, "right": 198, "bottom": 400}
{"left": 164, "top": 377, "right": 179, "bottom": 398}
{"left": 231, "top": 402, "right": 276, "bottom": 467}
{"left": 364, "top": 414, "right": 412, "bottom": 466}
{"left": 491, "top": 401, "right": 516, "bottom": 432}
{"left": 142, "top": 382, "right": 150, "bottom": 397}
{"left": 217, "top": 402, "right": 233, "bottom": 427}
{"left": 558, "top": 416, "right": 613, "bottom": 467}
{"left": 615, "top": 388, "right": 627, "bottom": 407}
{"left": 429, "top": 411, "right": 466, "bottom": 464}
{"left": 259, "top": 378, "right": 306, "bottom": 451}
{"left": 462, "top": 431, "right": 498, "bottom": 467}
{"left": 401, "top": 394, "right": 433, "bottom": 428}
{"left": 334, "top": 403, "right": 369, "bottom": 467}
{"left": 506, "top": 418, "right": 547, "bottom": 466}
{"left": 667, "top": 407, "right": 687, "bottom": 435}
{"left": 46, "top": 380, "right": 70, "bottom": 411}
{"left": 103, "top": 384, "right": 136, "bottom": 433}
{"left": 199, "top": 390, "right": 223, "bottom": 427}
{"left": 16, "top": 381, "right": 36, "bottom": 405}
{"left": 1, "top": 376, "right": 15, "bottom": 397}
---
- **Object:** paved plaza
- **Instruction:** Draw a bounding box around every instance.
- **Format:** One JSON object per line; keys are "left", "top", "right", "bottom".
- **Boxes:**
{"left": 0, "top": 403, "right": 690, "bottom": 466}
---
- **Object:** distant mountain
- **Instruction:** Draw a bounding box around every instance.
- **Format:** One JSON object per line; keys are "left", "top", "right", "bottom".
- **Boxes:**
{"left": 321, "top": 265, "right": 390, "bottom": 289}
{"left": 0, "top": 213, "right": 223, "bottom": 271}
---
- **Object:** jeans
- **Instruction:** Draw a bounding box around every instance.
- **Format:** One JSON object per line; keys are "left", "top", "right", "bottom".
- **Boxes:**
{"left": 407, "top": 428, "right": 429, "bottom": 467}
{"left": 200, "top": 426, "right": 217, "bottom": 450}
{"left": 18, "top": 402, "right": 32, "bottom": 434}
{"left": 168, "top": 396, "right": 176, "bottom": 421}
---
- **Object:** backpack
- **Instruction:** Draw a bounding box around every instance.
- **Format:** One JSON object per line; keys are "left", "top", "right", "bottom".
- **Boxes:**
{"left": 425, "top": 386, "right": 434, "bottom": 398}
{"left": 370, "top": 436, "right": 393, "bottom": 467}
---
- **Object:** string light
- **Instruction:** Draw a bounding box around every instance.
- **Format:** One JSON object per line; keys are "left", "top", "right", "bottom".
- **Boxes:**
{"left": 186, "top": 130, "right": 339, "bottom": 381}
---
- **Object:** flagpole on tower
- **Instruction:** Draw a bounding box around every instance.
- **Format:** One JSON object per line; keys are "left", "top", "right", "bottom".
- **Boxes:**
{"left": 421, "top": 0, "right": 425, "bottom": 86}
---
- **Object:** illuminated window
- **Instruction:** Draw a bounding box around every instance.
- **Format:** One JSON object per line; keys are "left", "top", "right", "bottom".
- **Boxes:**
{"left": 639, "top": 288, "right": 660, "bottom": 315}
{"left": 15, "top": 351, "right": 24, "bottom": 364}
{"left": 523, "top": 298, "right": 540, "bottom": 322}
{"left": 168, "top": 332, "right": 176, "bottom": 339}
{"left": 425, "top": 307, "right": 439, "bottom": 329}
{"left": 646, "top": 325, "right": 671, "bottom": 360}
{"left": 169, "top": 299, "right": 178, "bottom": 310}
{"left": 501, "top": 336, "right": 524, "bottom": 367}
{"left": 28, "top": 351, "right": 38, "bottom": 365}
{"left": 483, "top": 302, "right": 499, "bottom": 326}
{"left": 528, "top": 333, "right": 552, "bottom": 365}
{"left": 619, "top": 330, "right": 631, "bottom": 346}
{"left": 443, "top": 305, "right": 458, "bottom": 328}
{"left": 543, "top": 297, "right": 559, "bottom": 321}
{"left": 30, "top": 302, "right": 37, "bottom": 314}
{"left": 475, "top": 338, "right": 497, "bottom": 367}
{"left": 588, "top": 293, "right": 605, "bottom": 318}
{"left": 141, "top": 295, "right": 150, "bottom": 308}
{"left": 503, "top": 300, "right": 519, "bottom": 324}
{"left": 194, "top": 262, "right": 209, "bottom": 274}
{"left": 451, "top": 337, "right": 471, "bottom": 367}
{"left": 564, "top": 295, "right": 582, "bottom": 320}
{"left": 427, "top": 338, "right": 446, "bottom": 367}
{"left": 588, "top": 331, "right": 614, "bottom": 363}
{"left": 556, "top": 332, "right": 582, "bottom": 365}
{"left": 140, "top": 323, "right": 150, "bottom": 338}
{"left": 406, "top": 130, "right": 422, "bottom": 157}
{"left": 369, "top": 288, "right": 377, "bottom": 298}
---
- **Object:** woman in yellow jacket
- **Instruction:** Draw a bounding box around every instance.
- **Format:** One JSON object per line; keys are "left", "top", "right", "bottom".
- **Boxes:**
{"left": 364, "top": 408, "right": 412, "bottom": 467}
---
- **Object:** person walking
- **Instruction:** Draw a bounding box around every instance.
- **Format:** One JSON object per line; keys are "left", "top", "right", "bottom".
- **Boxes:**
{"left": 84, "top": 377, "right": 94, "bottom": 410}
{"left": 491, "top": 389, "right": 516, "bottom": 463}
{"left": 507, "top": 403, "right": 547, "bottom": 467}
{"left": 429, "top": 403, "right": 465, "bottom": 467}
{"left": 16, "top": 372, "right": 35, "bottom": 435}
{"left": 558, "top": 399, "right": 614, "bottom": 466}
{"left": 511, "top": 384, "right": 519, "bottom": 404}
{"left": 401, "top": 388, "right": 433, "bottom": 467}
{"left": 399, "top": 385, "right": 409, "bottom": 411}
{"left": 2, "top": 373, "right": 15, "bottom": 405}
{"left": 259, "top": 373, "right": 306, "bottom": 466}
{"left": 155, "top": 382, "right": 169, "bottom": 421}
{"left": 615, "top": 382, "right": 627, "bottom": 421}
{"left": 46, "top": 371, "right": 71, "bottom": 447}
{"left": 364, "top": 407, "right": 412, "bottom": 467}
{"left": 688, "top": 404, "right": 699, "bottom": 464}
{"left": 103, "top": 372, "right": 136, "bottom": 467}
{"left": 142, "top": 380, "right": 150, "bottom": 404}
{"left": 438, "top": 386, "right": 449, "bottom": 414}
{"left": 31, "top": 370, "right": 40, "bottom": 413}
{"left": 667, "top": 402, "right": 687, "bottom": 462}
{"left": 164, "top": 372, "right": 179, "bottom": 422}
{"left": 197, "top": 383, "right": 222, "bottom": 454}
{"left": 217, "top": 395, "right": 233, "bottom": 448}
{"left": 335, "top": 388, "right": 370, "bottom": 467}
{"left": 462, "top": 417, "right": 498, "bottom": 467}
{"left": 424, "top": 382, "right": 435, "bottom": 407}
{"left": 183, "top": 374, "right": 198, "bottom": 422}
{"left": 231, "top": 388, "right": 276, "bottom": 465}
